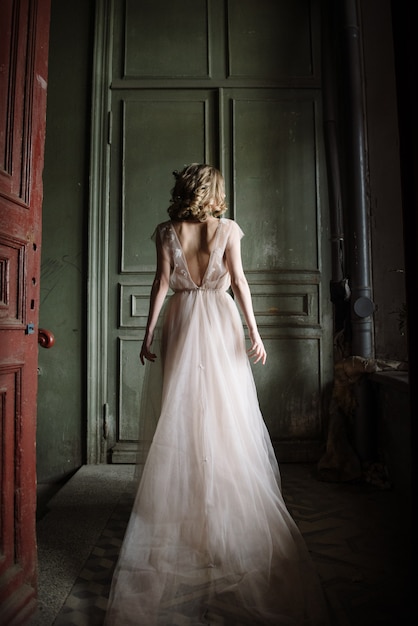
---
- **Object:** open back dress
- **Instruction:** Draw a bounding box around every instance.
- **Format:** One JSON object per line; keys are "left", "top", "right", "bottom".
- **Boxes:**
{"left": 105, "top": 218, "right": 329, "bottom": 625}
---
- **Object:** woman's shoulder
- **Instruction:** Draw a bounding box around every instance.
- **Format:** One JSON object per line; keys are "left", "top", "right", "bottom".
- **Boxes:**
{"left": 220, "top": 217, "right": 244, "bottom": 238}
{"left": 151, "top": 220, "right": 173, "bottom": 242}
{"left": 156, "top": 219, "right": 172, "bottom": 231}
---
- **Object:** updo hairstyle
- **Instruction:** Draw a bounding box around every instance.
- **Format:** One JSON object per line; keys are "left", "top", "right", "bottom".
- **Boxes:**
{"left": 167, "top": 163, "right": 227, "bottom": 222}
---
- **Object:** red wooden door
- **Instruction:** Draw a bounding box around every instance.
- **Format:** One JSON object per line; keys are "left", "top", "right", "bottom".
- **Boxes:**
{"left": 0, "top": 0, "right": 51, "bottom": 623}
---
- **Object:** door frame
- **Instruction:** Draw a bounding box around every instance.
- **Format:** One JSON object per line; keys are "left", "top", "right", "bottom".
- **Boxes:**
{"left": 87, "top": 0, "right": 332, "bottom": 463}
{"left": 87, "top": 0, "right": 113, "bottom": 462}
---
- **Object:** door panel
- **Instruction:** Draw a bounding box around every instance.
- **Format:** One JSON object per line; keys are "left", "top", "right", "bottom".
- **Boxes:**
{"left": 108, "top": 89, "right": 218, "bottom": 461}
{"left": 99, "top": 0, "right": 331, "bottom": 464}
{"left": 227, "top": 0, "right": 314, "bottom": 79}
{"left": 227, "top": 91, "right": 320, "bottom": 269}
{"left": 123, "top": 0, "right": 211, "bottom": 79}
{"left": 120, "top": 94, "right": 217, "bottom": 272}
{"left": 0, "top": 0, "right": 51, "bottom": 622}
{"left": 224, "top": 88, "right": 328, "bottom": 457}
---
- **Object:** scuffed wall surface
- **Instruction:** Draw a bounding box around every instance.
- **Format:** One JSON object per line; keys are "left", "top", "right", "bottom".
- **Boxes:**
{"left": 37, "top": 0, "right": 95, "bottom": 482}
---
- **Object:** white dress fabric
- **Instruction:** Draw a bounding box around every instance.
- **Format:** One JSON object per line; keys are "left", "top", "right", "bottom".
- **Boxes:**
{"left": 105, "top": 218, "right": 329, "bottom": 625}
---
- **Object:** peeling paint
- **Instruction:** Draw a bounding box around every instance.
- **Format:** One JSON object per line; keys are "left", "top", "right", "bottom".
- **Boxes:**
{"left": 37, "top": 73, "right": 47, "bottom": 90}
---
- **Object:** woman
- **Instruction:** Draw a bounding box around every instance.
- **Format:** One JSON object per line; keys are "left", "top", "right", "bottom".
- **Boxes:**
{"left": 105, "top": 164, "right": 329, "bottom": 625}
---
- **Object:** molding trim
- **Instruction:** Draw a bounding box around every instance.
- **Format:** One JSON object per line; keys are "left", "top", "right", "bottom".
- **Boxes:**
{"left": 87, "top": 0, "right": 113, "bottom": 463}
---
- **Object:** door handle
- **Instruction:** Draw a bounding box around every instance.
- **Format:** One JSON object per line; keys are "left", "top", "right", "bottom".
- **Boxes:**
{"left": 38, "top": 328, "right": 55, "bottom": 348}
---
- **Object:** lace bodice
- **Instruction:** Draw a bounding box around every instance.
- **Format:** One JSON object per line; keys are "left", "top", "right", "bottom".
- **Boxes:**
{"left": 153, "top": 218, "right": 244, "bottom": 292}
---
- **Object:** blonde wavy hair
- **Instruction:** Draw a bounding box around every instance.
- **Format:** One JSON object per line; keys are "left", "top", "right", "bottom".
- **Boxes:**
{"left": 167, "top": 164, "right": 227, "bottom": 221}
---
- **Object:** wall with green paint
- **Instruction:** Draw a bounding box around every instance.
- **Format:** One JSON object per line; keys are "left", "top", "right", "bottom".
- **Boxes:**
{"left": 36, "top": 0, "right": 409, "bottom": 485}
{"left": 37, "top": 0, "right": 95, "bottom": 483}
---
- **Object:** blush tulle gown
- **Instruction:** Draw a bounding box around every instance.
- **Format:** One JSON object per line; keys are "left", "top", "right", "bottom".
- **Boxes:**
{"left": 105, "top": 218, "right": 329, "bottom": 625}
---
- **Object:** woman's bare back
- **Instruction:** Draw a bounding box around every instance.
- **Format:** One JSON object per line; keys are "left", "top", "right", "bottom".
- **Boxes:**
{"left": 172, "top": 217, "right": 220, "bottom": 287}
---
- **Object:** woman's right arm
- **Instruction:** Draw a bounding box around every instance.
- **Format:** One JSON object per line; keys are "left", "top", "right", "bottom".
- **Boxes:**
{"left": 140, "top": 231, "right": 171, "bottom": 364}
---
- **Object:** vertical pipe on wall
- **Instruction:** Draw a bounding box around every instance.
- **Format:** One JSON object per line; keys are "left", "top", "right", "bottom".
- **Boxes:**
{"left": 342, "top": 0, "right": 375, "bottom": 358}
{"left": 341, "top": 0, "right": 375, "bottom": 461}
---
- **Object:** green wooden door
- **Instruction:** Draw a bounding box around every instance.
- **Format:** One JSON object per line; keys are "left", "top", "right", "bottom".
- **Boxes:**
{"left": 103, "top": 0, "right": 332, "bottom": 463}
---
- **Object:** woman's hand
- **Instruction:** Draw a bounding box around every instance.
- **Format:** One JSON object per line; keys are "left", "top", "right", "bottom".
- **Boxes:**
{"left": 140, "top": 332, "right": 157, "bottom": 364}
{"left": 247, "top": 331, "right": 267, "bottom": 365}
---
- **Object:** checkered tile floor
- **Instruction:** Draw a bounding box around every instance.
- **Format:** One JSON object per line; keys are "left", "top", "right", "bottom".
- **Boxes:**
{"left": 53, "top": 491, "right": 132, "bottom": 626}
{"left": 30, "top": 464, "right": 414, "bottom": 625}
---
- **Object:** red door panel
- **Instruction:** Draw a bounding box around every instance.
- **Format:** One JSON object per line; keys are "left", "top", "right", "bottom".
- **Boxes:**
{"left": 0, "top": 1, "right": 51, "bottom": 623}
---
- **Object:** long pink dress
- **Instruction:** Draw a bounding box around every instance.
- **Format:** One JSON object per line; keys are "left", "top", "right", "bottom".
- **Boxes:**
{"left": 105, "top": 218, "right": 329, "bottom": 625}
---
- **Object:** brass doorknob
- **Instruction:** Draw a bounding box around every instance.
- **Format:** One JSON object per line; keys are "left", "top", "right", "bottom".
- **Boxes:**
{"left": 38, "top": 328, "right": 55, "bottom": 348}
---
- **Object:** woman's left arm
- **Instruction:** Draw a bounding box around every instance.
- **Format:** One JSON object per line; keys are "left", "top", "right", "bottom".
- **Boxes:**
{"left": 225, "top": 226, "right": 267, "bottom": 365}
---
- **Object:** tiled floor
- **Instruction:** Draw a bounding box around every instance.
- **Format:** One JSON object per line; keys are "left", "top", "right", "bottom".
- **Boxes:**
{"left": 29, "top": 463, "right": 413, "bottom": 626}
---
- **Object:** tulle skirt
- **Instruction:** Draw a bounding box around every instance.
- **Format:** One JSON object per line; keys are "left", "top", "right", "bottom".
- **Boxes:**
{"left": 105, "top": 290, "right": 329, "bottom": 625}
